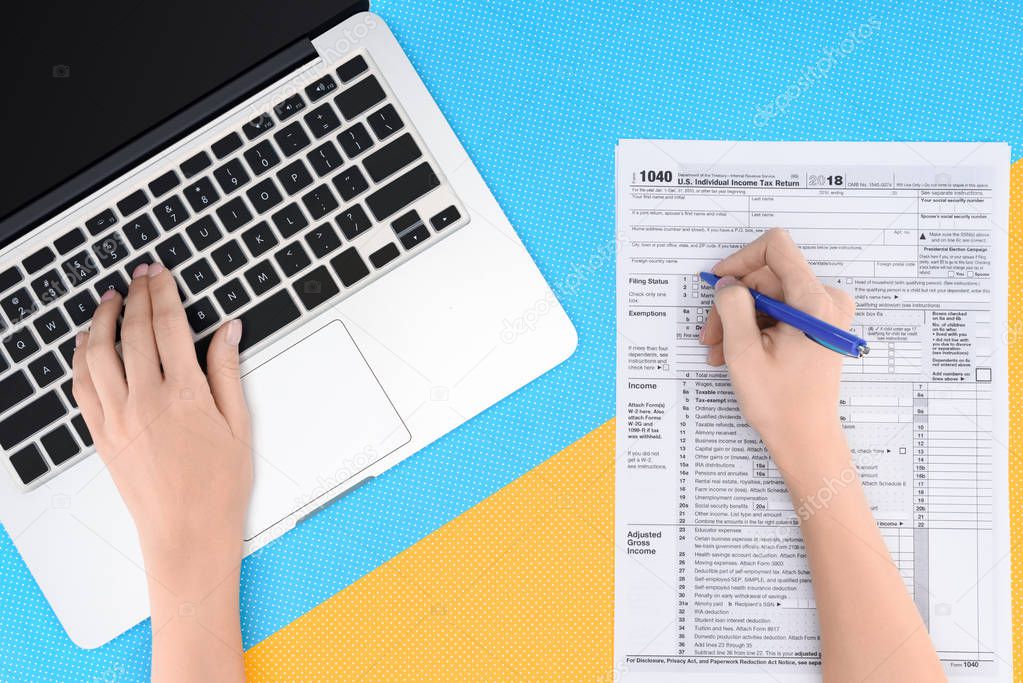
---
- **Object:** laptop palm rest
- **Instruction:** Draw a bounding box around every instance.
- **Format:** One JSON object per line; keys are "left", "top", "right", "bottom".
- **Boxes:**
{"left": 240, "top": 319, "right": 411, "bottom": 541}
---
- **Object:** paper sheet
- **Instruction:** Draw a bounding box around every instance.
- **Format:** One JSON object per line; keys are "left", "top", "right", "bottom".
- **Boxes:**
{"left": 614, "top": 141, "right": 1011, "bottom": 681}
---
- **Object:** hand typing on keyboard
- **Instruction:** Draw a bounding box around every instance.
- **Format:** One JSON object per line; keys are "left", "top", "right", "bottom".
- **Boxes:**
{"left": 72, "top": 262, "right": 250, "bottom": 683}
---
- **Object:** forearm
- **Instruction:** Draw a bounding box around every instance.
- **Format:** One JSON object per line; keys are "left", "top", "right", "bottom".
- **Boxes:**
{"left": 773, "top": 426, "right": 945, "bottom": 682}
{"left": 145, "top": 544, "right": 247, "bottom": 683}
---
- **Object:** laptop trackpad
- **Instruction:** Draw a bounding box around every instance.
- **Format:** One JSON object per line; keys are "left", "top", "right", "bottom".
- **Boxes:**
{"left": 241, "top": 320, "right": 411, "bottom": 540}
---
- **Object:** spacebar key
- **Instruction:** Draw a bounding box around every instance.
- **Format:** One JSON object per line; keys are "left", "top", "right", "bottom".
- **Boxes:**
{"left": 237, "top": 289, "right": 301, "bottom": 353}
{"left": 0, "top": 392, "right": 67, "bottom": 450}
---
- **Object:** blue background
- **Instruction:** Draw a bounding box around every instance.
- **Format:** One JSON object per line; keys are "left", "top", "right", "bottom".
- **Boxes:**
{"left": 2, "top": 0, "right": 1022, "bottom": 679}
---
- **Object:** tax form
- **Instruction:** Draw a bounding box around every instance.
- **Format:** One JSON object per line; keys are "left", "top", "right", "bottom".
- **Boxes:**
{"left": 614, "top": 141, "right": 1011, "bottom": 681}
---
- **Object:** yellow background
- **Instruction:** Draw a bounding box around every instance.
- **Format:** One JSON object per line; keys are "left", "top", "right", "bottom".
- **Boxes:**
{"left": 245, "top": 159, "right": 1023, "bottom": 681}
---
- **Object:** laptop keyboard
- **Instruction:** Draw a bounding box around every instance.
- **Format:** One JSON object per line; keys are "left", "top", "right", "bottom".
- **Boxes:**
{"left": 0, "top": 52, "right": 467, "bottom": 491}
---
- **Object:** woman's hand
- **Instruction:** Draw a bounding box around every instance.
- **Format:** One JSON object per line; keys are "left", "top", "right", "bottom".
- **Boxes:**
{"left": 699, "top": 228, "right": 855, "bottom": 481}
{"left": 72, "top": 262, "right": 250, "bottom": 683}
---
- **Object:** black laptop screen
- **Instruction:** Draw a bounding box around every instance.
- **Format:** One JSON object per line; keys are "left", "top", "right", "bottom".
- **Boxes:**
{"left": 0, "top": 0, "right": 359, "bottom": 223}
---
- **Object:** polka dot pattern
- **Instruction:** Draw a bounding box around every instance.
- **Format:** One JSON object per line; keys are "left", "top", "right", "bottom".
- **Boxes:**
{"left": 2, "top": 1, "right": 1023, "bottom": 679}
{"left": 1009, "top": 160, "right": 1023, "bottom": 679}
{"left": 243, "top": 421, "right": 614, "bottom": 682}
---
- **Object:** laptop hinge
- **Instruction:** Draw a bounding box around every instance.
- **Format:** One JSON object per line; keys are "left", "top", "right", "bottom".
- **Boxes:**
{"left": 0, "top": 38, "right": 322, "bottom": 248}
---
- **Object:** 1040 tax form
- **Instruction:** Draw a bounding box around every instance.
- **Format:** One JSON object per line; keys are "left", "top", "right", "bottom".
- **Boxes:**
{"left": 614, "top": 141, "right": 1011, "bottom": 681}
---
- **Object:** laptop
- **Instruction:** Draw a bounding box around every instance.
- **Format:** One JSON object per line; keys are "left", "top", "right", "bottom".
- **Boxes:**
{"left": 0, "top": 1, "right": 576, "bottom": 647}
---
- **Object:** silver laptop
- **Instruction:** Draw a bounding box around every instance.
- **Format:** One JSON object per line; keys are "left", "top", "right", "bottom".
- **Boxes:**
{"left": 0, "top": 5, "right": 576, "bottom": 647}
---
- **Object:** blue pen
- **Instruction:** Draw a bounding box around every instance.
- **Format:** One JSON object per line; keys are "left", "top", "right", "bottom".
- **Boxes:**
{"left": 699, "top": 272, "right": 870, "bottom": 358}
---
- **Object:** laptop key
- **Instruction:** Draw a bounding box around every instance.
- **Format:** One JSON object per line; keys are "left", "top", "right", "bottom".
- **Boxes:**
{"left": 336, "top": 205, "right": 372, "bottom": 240}
{"left": 243, "top": 113, "right": 275, "bottom": 140}
{"left": 400, "top": 225, "right": 431, "bottom": 250}
{"left": 277, "top": 160, "right": 314, "bottom": 195}
{"left": 1, "top": 288, "right": 38, "bottom": 324}
{"left": 180, "top": 151, "right": 212, "bottom": 178}
{"left": 273, "top": 94, "right": 306, "bottom": 121}
{"left": 31, "top": 269, "right": 69, "bottom": 305}
{"left": 124, "top": 253, "right": 154, "bottom": 279}
{"left": 241, "top": 221, "right": 278, "bottom": 257}
{"left": 41, "top": 425, "right": 80, "bottom": 465}
{"left": 216, "top": 197, "right": 252, "bottom": 232}
{"left": 58, "top": 337, "right": 77, "bottom": 367}
{"left": 337, "top": 123, "right": 374, "bottom": 158}
{"left": 71, "top": 414, "right": 93, "bottom": 447}
{"left": 92, "top": 232, "right": 131, "bottom": 267}
{"left": 337, "top": 55, "right": 368, "bottom": 83}
{"left": 272, "top": 203, "right": 309, "bottom": 238}
{"left": 183, "top": 177, "right": 220, "bottom": 213}
{"left": 303, "top": 104, "right": 341, "bottom": 138}
{"left": 364, "top": 134, "right": 421, "bottom": 183}
{"left": 236, "top": 289, "right": 301, "bottom": 353}
{"left": 213, "top": 279, "right": 251, "bottom": 315}
{"left": 54, "top": 228, "right": 86, "bottom": 255}
{"left": 368, "top": 243, "right": 400, "bottom": 269}
{"left": 244, "top": 140, "right": 280, "bottom": 176}
{"left": 213, "top": 158, "right": 251, "bottom": 195}
{"left": 153, "top": 196, "right": 190, "bottom": 230}
{"left": 305, "top": 74, "right": 337, "bottom": 101}
{"left": 9, "top": 444, "right": 49, "bottom": 485}
{"left": 154, "top": 233, "right": 193, "bottom": 269}
{"left": 430, "top": 205, "right": 461, "bottom": 231}
{"left": 0, "top": 266, "right": 21, "bottom": 293}
{"left": 274, "top": 122, "right": 310, "bottom": 157}
{"left": 185, "top": 215, "right": 222, "bottom": 252}
{"left": 0, "top": 371, "right": 33, "bottom": 415}
{"left": 307, "top": 140, "right": 343, "bottom": 177}
{"left": 367, "top": 104, "right": 404, "bottom": 141}
{"left": 247, "top": 179, "right": 283, "bottom": 213}
{"left": 0, "top": 391, "right": 67, "bottom": 450}
{"left": 4, "top": 328, "right": 37, "bottom": 363}
{"left": 212, "top": 131, "right": 243, "bottom": 159}
{"left": 331, "top": 167, "right": 368, "bottom": 202}
{"left": 122, "top": 215, "right": 160, "bottom": 249}
{"left": 212, "top": 240, "right": 248, "bottom": 276}
{"left": 148, "top": 170, "right": 180, "bottom": 198}
{"left": 85, "top": 209, "right": 117, "bottom": 236}
{"left": 94, "top": 271, "right": 129, "bottom": 298}
{"left": 64, "top": 290, "right": 98, "bottom": 326}
{"left": 28, "top": 351, "right": 63, "bottom": 388}
{"left": 293, "top": 265, "right": 340, "bottom": 312}
{"left": 334, "top": 75, "right": 385, "bottom": 120}
{"left": 117, "top": 189, "right": 148, "bottom": 217}
{"left": 302, "top": 184, "right": 340, "bottom": 220}
{"left": 274, "top": 242, "right": 311, "bottom": 277}
{"left": 330, "top": 247, "right": 370, "bottom": 287}
{"left": 185, "top": 297, "right": 220, "bottom": 334}
{"left": 62, "top": 250, "right": 99, "bottom": 286}
{"left": 62, "top": 379, "right": 76, "bottom": 408}
{"left": 23, "top": 246, "right": 56, "bottom": 274}
{"left": 181, "top": 258, "right": 217, "bottom": 295}
{"left": 305, "top": 223, "right": 343, "bottom": 258}
{"left": 244, "top": 260, "right": 281, "bottom": 296}
{"left": 34, "top": 308, "right": 71, "bottom": 344}
{"left": 365, "top": 162, "right": 441, "bottom": 221}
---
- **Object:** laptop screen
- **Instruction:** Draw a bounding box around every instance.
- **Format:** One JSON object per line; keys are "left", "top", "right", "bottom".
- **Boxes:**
{"left": 0, "top": 0, "right": 362, "bottom": 225}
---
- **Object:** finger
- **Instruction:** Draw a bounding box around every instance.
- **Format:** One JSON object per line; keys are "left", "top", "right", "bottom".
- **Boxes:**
{"left": 702, "top": 265, "right": 784, "bottom": 346}
{"left": 712, "top": 229, "right": 826, "bottom": 312}
{"left": 71, "top": 331, "right": 104, "bottom": 425}
{"left": 205, "top": 320, "right": 250, "bottom": 436}
{"left": 147, "top": 264, "right": 201, "bottom": 381}
{"left": 825, "top": 285, "right": 857, "bottom": 327}
{"left": 713, "top": 276, "right": 766, "bottom": 368}
{"left": 706, "top": 342, "right": 725, "bottom": 367}
{"left": 121, "top": 263, "right": 161, "bottom": 387}
{"left": 86, "top": 289, "right": 127, "bottom": 405}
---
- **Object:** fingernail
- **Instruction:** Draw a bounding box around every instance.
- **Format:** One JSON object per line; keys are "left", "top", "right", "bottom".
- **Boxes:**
{"left": 715, "top": 275, "right": 739, "bottom": 290}
{"left": 132, "top": 263, "right": 149, "bottom": 278}
{"left": 225, "top": 319, "right": 243, "bottom": 346}
{"left": 75, "top": 331, "right": 87, "bottom": 348}
{"left": 100, "top": 289, "right": 118, "bottom": 302}
{"left": 148, "top": 263, "right": 164, "bottom": 277}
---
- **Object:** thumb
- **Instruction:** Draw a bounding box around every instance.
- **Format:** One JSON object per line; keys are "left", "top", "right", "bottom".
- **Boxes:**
{"left": 713, "top": 276, "right": 765, "bottom": 367}
{"left": 206, "top": 319, "right": 250, "bottom": 436}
